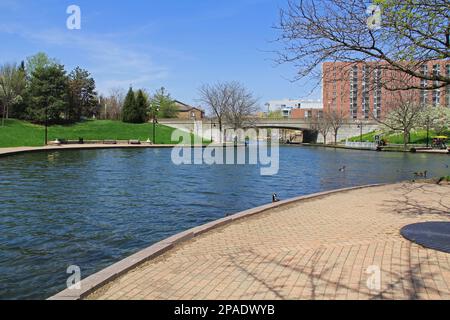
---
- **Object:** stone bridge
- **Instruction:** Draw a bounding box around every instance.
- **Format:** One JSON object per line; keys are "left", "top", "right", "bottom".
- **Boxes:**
{"left": 159, "top": 119, "right": 380, "bottom": 143}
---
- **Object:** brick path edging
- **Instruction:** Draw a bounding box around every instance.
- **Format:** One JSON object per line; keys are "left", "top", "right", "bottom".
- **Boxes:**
{"left": 47, "top": 183, "right": 386, "bottom": 300}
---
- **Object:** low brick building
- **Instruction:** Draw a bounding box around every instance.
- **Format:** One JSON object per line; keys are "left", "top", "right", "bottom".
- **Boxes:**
{"left": 174, "top": 100, "right": 205, "bottom": 120}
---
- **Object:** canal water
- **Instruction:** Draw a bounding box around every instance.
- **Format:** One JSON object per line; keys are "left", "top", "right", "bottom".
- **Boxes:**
{"left": 0, "top": 146, "right": 449, "bottom": 299}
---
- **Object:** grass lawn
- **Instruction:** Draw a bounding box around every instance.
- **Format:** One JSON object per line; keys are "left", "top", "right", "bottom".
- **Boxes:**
{"left": 348, "top": 129, "right": 450, "bottom": 145}
{"left": 0, "top": 119, "right": 203, "bottom": 148}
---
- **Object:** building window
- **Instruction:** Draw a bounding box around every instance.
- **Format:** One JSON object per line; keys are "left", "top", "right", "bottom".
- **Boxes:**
{"left": 432, "top": 64, "right": 441, "bottom": 107}
{"left": 420, "top": 64, "right": 429, "bottom": 105}
{"left": 362, "top": 65, "right": 370, "bottom": 119}
{"left": 350, "top": 65, "right": 358, "bottom": 119}
{"left": 373, "top": 67, "right": 382, "bottom": 119}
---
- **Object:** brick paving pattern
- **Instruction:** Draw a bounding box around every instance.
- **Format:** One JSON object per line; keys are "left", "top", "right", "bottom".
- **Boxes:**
{"left": 88, "top": 183, "right": 450, "bottom": 300}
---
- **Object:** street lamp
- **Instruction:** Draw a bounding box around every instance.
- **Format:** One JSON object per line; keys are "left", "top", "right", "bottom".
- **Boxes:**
{"left": 210, "top": 119, "right": 216, "bottom": 142}
{"left": 45, "top": 105, "right": 48, "bottom": 145}
{"left": 355, "top": 120, "right": 364, "bottom": 143}
{"left": 152, "top": 104, "right": 160, "bottom": 144}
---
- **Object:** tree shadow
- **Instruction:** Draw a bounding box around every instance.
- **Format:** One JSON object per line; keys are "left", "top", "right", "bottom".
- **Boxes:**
{"left": 381, "top": 184, "right": 450, "bottom": 218}
{"left": 218, "top": 183, "right": 450, "bottom": 300}
{"left": 226, "top": 242, "right": 448, "bottom": 300}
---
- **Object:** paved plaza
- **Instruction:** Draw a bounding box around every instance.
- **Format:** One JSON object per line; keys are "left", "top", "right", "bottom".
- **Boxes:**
{"left": 87, "top": 183, "right": 450, "bottom": 300}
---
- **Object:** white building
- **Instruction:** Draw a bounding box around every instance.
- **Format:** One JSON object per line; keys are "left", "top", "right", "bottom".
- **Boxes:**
{"left": 265, "top": 99, "right": 323, "bottom": 118}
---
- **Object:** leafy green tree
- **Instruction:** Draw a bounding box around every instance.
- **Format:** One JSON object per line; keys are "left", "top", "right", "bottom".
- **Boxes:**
{"left": 10, "top": 61, "right": 29, "bottom": 119}
{"left": 122, "top": 87, "right": 141, "bottom": 123}
{"left": 378, "top": 100, "right": 423, "bottom": 150}
{"left": 151, "top": 87, "right": 178, "bottom": 119}
{"left": 267, "top": 110, "right": 282, "bottom": 119}
{"left": 68, "top": 67, "right": 98, "bottom": 121}
{"left": 26, "top": 52, "right": 57, "bottom": 79}
{"left": 0, "top": 63, "right": 27, "bottom": 126}
{"left": 135, "top": 89, "right": 149, "bottom": 123}
{"left": 26, "top": 64, "right": 69, "bottom": 124}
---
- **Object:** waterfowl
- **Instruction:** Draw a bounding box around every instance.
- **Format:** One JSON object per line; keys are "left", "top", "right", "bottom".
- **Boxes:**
{"left": 339, "top": 166, "right": 347, "bottom": 172}
{"left": 272, "top": 193, "right": 280, "bottom": 203}
{"left": 414, "top": 171, "right": 428, "bottom": 178}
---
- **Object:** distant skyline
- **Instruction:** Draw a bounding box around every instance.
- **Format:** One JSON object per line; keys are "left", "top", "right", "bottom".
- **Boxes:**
{"left": 0, "top": 0, "right": 322, "bottom": 109}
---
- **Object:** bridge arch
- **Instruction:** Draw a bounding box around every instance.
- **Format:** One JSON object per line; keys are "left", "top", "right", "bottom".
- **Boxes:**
{"left": 242, "top": 125, "right": 318, "bottom": 144}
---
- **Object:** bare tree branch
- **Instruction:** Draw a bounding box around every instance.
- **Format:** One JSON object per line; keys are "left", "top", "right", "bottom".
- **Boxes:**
{"left": 276, "top": 0, "right": 450, "bottom": 91}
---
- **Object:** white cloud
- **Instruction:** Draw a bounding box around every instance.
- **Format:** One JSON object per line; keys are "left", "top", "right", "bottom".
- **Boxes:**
{"left": 0, "top": 24, "right": 170, "bottom": 94}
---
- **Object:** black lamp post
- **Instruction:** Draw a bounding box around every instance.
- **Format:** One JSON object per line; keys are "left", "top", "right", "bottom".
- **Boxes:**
{"left": 211, "top": 120, "right": 216, "bottom": 142}
{"left": 426, "top": 115, "right": 430, "bottom": 148}
{"left": 356, "top": 120, "right": 363, "bottom": 143}
{"left": 152, "top": 105, "right": 160, "bottom": 144}
{"left": 45, "top": 105, "right": 48, "bottom": 145}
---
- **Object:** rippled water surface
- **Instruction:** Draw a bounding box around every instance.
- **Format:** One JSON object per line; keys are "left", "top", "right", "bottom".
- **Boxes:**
{"left": 0, "top": 146, "right": 449, "bottom": 299}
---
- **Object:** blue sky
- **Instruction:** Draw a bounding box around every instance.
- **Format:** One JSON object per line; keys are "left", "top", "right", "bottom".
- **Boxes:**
{"left": 0, "top": 0, "right": 321, "bottom": 108}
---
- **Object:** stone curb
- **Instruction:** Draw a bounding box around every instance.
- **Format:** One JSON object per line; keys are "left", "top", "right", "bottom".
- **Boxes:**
{"left": 0, "top": 144, "right": 181, "bottom": 159}
{"left": 47, "top": 183, "right": 386, "bottom": 300}
{"left": 0, "top": 144, "right": 238, "bottom": 159}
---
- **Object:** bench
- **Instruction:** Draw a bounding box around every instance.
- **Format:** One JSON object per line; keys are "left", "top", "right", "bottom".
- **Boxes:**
{"left": 128, "top": 140, "right": 141, "bottom": 145}
{"left": 103, "top": 140, "right": 117, "bottom": 145}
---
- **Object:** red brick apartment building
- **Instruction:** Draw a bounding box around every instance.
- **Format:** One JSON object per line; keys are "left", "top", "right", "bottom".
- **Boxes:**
{"left": 323, "top": 60, "right": 450, "bottom": 120}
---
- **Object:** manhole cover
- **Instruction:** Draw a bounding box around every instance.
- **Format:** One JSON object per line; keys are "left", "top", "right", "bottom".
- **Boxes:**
{"left": 401, "top": 222, "right": 450, "bottom": 254}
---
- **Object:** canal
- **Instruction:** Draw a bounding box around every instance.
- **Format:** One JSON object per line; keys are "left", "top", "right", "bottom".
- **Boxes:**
{"left": 0, "top": 146, "right": 449, "bottom": 299}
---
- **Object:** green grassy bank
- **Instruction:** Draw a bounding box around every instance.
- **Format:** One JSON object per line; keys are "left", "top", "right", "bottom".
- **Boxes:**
{"left": 348, "top": 129, "right": 450, "bottom": 145}
{"left": 0, "top": 119, "right": 192, "bottom": 148}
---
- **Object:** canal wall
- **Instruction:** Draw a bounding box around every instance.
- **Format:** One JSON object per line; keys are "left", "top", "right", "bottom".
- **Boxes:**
{"left": 160, "top": 119, "right": 380, "bottom": 144}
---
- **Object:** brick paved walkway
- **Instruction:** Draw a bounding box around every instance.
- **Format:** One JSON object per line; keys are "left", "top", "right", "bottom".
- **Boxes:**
{"left": 88, "top": 183, "right": 450, "bottom": 300}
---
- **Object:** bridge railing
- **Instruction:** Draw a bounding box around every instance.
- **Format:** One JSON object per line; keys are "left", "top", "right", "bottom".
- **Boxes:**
{"left": 345, "top": 141, "right": 378, "bottom": 150}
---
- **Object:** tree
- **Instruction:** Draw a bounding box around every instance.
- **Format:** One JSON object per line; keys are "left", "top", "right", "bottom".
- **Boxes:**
{"left": 326, "top": 109, "right": 347, "bottom": 145}
{"left": 198, "top": 83, "right": 230, "bottom": 142}
{"left": 199, "top": 82, "right": 258, "bottom": 142}
{"left": 222, "top": 82, "right": 259, "bottom": 130}
{"left": 151, "top": 87, "right": 178, "bottom": 119}
{"left": 420, "top": 105, "right": 450, "bottom": 137}
{"left": 277, "top": 0, "right": 450, "bottom": 91}
{"left": 26, "top": 52, "right": 57, "bottom": 79}
{"left": 122, "top": 87, "right": 141, "bottom": 123}
{"left": 376, "top": 94, "right": 424, "bottom": 150}
{"left": 316, "top": 115, "right": 332, "bottom": 145}
{"left": 99, "top": 88, "right": 125, "bottom": 120}
{"left": 26, "top": 64, "right": 69, "bottom": 124}
{"left": 135, "top": 89, "right": 150, "bottom": 123}
{"left": 0, "top": 63, "right": 26, "bottom": 126}
{"left": 68, "top": 67, "right": 98, "bottom": 121}
{"left": 267, "top": 110, "right": 283, "bottom": 119}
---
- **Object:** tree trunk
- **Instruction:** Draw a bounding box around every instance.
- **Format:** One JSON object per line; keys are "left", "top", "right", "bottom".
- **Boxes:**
{"left": 334, "top": 129, "right": 338, "bottom": 145}
{"left": 403, "top": 131, "right": 409, "bottom": 151}
{"left": 218, "top": 119, "right": 223, "bottom": 144}
{"left": 1, "top": 102, "right": 7, "bottom": 127}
